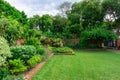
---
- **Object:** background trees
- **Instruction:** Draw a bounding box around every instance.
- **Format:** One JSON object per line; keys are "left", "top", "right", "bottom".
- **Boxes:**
{"left": 58, "top": 1, "right": 72, "bottom": 17}
{"left": 0, "top": 0, "right": 119, "bottom": 46}
{"left": 0, "top": 0, "right": 28, "bottom": 25}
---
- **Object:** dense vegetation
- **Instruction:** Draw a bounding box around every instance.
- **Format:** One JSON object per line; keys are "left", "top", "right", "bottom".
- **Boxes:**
{"left": 0, "top": 0, "right": 120, "bottom": 79}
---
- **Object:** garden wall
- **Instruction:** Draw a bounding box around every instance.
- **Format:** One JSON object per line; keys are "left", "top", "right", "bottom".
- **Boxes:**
{"left": 63, "top": 39, "right": 79, "bottom": 45}
{"left": 116, "top": 39, "right": 120, "bottom": 48}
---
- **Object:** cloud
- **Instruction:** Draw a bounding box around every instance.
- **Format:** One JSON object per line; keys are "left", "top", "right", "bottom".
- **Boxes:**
{"left": 5, "top": 0, "right": 80, "bottom": 17}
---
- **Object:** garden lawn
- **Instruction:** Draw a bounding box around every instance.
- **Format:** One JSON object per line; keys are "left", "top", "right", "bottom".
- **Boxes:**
{"left": 32, "top": 50, "right": 120, "bottom": 80}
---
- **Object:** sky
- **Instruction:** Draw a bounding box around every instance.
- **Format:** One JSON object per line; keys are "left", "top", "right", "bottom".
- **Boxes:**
{"left": 5, "top": 0, "right": 80, "bottom": 17}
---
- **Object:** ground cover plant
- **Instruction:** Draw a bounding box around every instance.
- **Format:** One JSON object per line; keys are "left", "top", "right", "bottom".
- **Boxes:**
{"left": 51, "top": 47, "right": 74, "bottom": 55}
{"left": 32, "top": 50, "right": 120, "bottom": 80}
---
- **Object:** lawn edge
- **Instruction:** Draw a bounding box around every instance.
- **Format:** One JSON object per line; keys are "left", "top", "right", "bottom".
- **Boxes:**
{"left": 24, "top": 53, "right": 54, "bottom": 80}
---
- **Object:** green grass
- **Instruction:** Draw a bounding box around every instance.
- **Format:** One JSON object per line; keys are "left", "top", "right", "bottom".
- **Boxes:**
{"left": 32, "top": 50, "right": 120, "bottom": 80}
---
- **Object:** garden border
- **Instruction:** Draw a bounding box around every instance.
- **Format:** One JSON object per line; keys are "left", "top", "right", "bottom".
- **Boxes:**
{"left": 24, "top": 53, "right": 54, "bottom": 80}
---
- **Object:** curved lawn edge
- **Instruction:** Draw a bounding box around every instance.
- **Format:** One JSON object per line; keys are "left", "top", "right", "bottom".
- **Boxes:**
{"left": 24, "top": 53, "right": 54, "bottom": 80}
{"left": 32, "top": 50, "right": 120, "bottom": 80}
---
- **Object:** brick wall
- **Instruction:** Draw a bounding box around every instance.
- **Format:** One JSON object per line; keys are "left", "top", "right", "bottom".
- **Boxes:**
{"left": 116, "top": 39, "right": 120, "bottom": 47}
{"left": 63, "top": 39, "right": 79, "bottom": 45}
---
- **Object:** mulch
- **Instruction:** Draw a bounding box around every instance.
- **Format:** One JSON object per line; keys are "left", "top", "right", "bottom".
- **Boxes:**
{"left": 24, "top": 53, "right": 54, "bottom": 80}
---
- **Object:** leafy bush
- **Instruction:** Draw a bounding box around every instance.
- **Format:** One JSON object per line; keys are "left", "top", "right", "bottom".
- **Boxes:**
{"left": 65, "top": 42, "right": 79, "bottom": 49}
{"left": 52, "top": 38, "right": 63, "bottom": 47}
{"left": 24, "top": 37, "right": 41, "bottom": 48}
{"left": 52, "top": 47, "right": 74, "bottom": 54}
{"left": 10, "top": 46, "right": 36, "bottom": 62}
{"left": 27, "top": 55, "right": 41, "bottom": 68}
{"left": 0, "top": 68, "right": 8, "bottom": 80}
{"left": 9, "top": 59, "right": 27, "bottom": 74}
{"left": 27, "top": 29, "right": 42, "bottom": 38}
{"left": 0, "top": 18, "right": 24, "bottom": 45}
{"left": 36, "top": 48, "right": 46, "bottom": 55}
{"left": 41, "top": 37, "right": 63, "bottom": 47}
{"left": 4, "top": 75, "right": 24, "bottom": 80}
{"left": 79, "top": 28, "right": 117, "bottom": 48}
{"left": 0, "top": 36, "right": 11, "bottom": 66}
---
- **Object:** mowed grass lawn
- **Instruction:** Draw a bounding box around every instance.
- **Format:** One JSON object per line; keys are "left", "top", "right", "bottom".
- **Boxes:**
{"left": 32, "top": 50, "right": 120, "bottom": 80}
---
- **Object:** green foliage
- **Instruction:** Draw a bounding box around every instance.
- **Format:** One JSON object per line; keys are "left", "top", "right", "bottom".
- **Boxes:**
{"left": 70, "top": 0, "right": 105, "bottom": 29}
{"left": 41, "top": 37, "right": 63, "bottom": 47}
{"left": 52, "top": 38, "right": 63, "bottom": 47}
{"left": 29, "top": 14, "right": 53, "bottom": 32}
{"left": 43, "top": 32, "right": 54, "bottom": 38}
{"left": 8, "top": 59, "right": 27, "bottom": 74}
{"left": 0, "top": 36, "right": 11, "bottom": 66}
{"left": 82, "top": 28, "right": 117, "bottom": 41}
{"left": 41, "top": 14, "right": 53, "bottom": 32}
{"left": 52, "top": 15, "right": 68, "bottom": 33}
{"left": 4, "top": 75, "right": 24, "bottom": 80}
{"left": 52, "top": 47, "right": 74, "bottom": 53}
{"left": 0, "top": 68, "right": 8, "bottom": 80}
{"left": 24, "top": 29, "right": 42, "bottom": 49}
{"left": 0, "top": 0, "right": 28, "bottom": 24}
{"left": 27, "top": 55, "right": 41, "bottom": 68}
{"left": 102, "top": 0, "right": 120, "bottom": 23}
{"left": 68, "top": 13, "right": 80, "bottom": 24}
{"left": 79, "top": 28, "right": 117, "bottom": 48}
{"left": 24, "top": 37, "right": 41, "bottom": 48}
{"left": 28, "top": 15, "right": 41, "bottom": 28}
{"left": 10, "top": 46, "right": 36, "bottom": 62}
{"left": 36, "top": 48, "right": 46, "bottom": 55}
{"left": 0, "top": 17, "right": 24, "bottom": 45}
{"left": 25, "top": 29, "right": 42, "bottom": 38}
{"left": 68, "top": 24, "right": 82, "bottom": 37}
{"left": 65, "top": 43, "right": 79, "bottom": 49}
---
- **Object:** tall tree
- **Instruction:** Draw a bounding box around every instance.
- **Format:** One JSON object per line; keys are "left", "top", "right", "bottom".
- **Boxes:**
{"left": 71, "top": 0, "right": 105, "bottom": 29}
{"left": 53, "top": 14, "right": 68, "bottom": 33}
{"left": 40, "top": 14, "right": 53, "bottom": 32}
{"left": 58, "top": 1, "right": 72, "bottom": 17}
{"left": 102, "top": 0, "right": 120, "bottom": 27}
{"left": 28, "top": 15, "right": 41, "bottom": 29}
{"left": 0, "top": 0, "right": 28, "bottom": 24}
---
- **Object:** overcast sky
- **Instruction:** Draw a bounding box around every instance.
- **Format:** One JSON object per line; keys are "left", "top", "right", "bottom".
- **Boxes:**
{"left": 5, "top": 0, "right": 80, "bottom": 17}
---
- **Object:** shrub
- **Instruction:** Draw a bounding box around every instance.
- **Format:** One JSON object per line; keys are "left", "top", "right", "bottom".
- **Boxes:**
{"left": 52, "top": 47, "right": 74, "bottom": 54}
{"left": 9, "top": 59, "right": 27, "bottom": 74}
{"left": 79, "top": 28, "right": 117, "bottom": 48}
{"left": 24, "top": 37, "right": 41, "bottom": 48}
{"left": 0, "top": 18, "right": 25, "bottom": 45}
{"left": 0, "top": 36, "right": 11, "bottom": 66}
{"left": 36, "top": 48, "right": 46, "bottom": 55}
{"left": 27, "top": 29, "right": 42, "bottom": 38}
{"left": 52, "top": 38, "right": 63, "bottom": 47}
{"left": 41, "top": 37, "right": 63, "bottom": 47}
{"left": 27, "top": 55, "right": 41, "bottom": 68}
{"left": 64, "top": 43, "right": 79, "bottom": 49}
{"left": 4, "top": 75, "right": 24, "bottom": 80}
{"left": 10, "top": 46, "right": 36, "bottom": 62}
{"left": 0, "top": 67, "right": 8, "bottom": 80}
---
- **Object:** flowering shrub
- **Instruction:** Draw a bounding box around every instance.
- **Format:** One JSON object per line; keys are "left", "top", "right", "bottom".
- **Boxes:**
{"left": 41, "top": 37, "right": 63, "bottom": 47}
{"left": 0, "top": 36, "right": 11, "bottom": 66}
